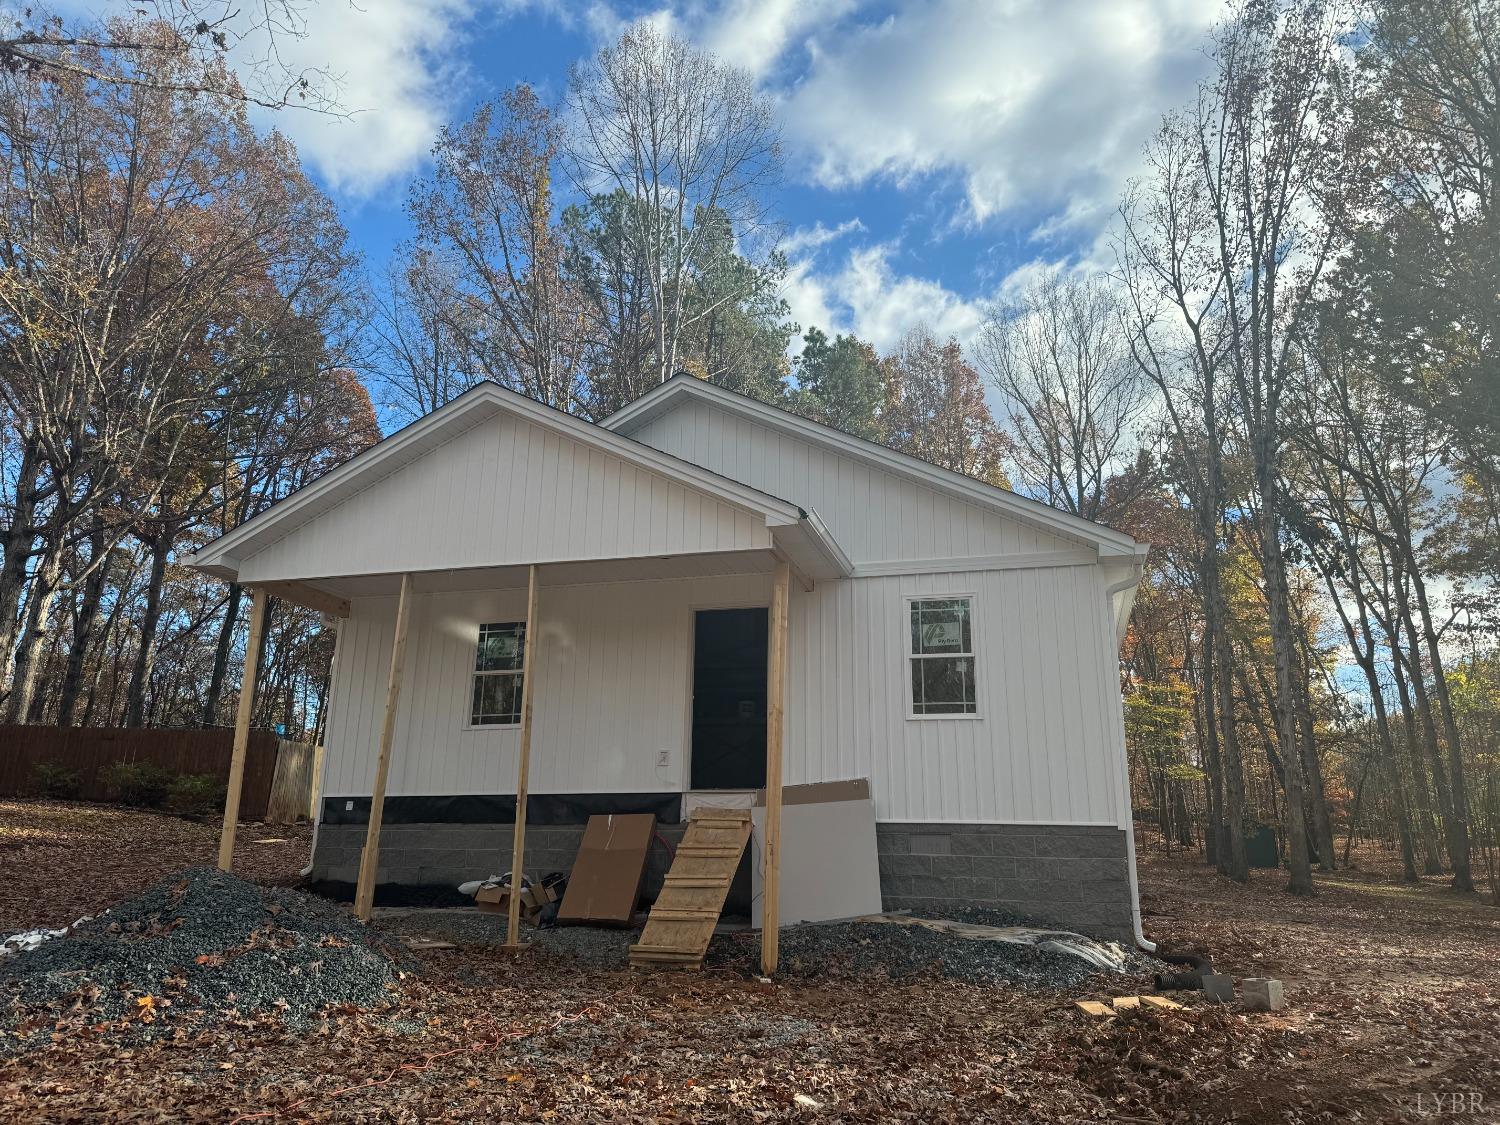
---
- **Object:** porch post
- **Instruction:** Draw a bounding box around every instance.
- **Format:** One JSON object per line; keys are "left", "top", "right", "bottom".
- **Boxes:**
{"left": 218, "top": 586, "right": 270, "bottom": 872}
{"left": 506, "top": 563, "right": 541, "bottom": 947}
{"left": 762, "top": 559, "right": 790, "bottom": 975}
{"left": 354, "top": 572, "right": 414, "bottom": 921}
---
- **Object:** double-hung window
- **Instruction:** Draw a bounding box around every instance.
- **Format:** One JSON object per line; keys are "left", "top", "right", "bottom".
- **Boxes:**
{"left": 471, "top": 621, "right": 525, "bottom": 726}
{"left": 908, "top": 597, "right": 977, "bottom": 716}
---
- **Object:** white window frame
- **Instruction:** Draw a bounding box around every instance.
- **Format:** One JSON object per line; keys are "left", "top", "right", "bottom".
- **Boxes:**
{"left": 466, "top": 620, "right": 526, "bottom": 729}
{"left": 904, "top": 593, "right": 980, "bottom": 721}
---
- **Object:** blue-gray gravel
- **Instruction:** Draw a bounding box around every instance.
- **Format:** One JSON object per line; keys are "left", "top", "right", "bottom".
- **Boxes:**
{"left": 1, "top": 868, "right": 402, "bottom": 1049}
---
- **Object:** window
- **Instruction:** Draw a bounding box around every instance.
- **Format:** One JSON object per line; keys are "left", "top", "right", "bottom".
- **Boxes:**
{"left": 908, "top": 597, "right": 977, "bottom": 716}
{"left": 471, "top": 621, "right": 525, "bottom": 726}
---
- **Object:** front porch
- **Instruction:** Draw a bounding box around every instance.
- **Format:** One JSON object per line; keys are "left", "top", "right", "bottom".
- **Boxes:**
{"left": 213, "top": 543, "right": 835, "bottom": 973}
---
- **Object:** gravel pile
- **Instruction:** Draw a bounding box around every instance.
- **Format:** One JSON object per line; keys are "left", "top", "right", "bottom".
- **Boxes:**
{"left": 704, "top": 920, "right": 1157, "bottom": 989}
{"left": 378, "top": 905, "right": 1159, "bottom": 991}
{"left": 376, "top": 908, "right": 637, "bottom": 968}
{"left": 1, "top": 868, "right": 402, "bottom": 1045}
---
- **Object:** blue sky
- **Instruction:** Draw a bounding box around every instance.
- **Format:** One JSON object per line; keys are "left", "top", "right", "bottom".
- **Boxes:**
{"left": 235, "top": 0, "right": 1221, "bottom": 355}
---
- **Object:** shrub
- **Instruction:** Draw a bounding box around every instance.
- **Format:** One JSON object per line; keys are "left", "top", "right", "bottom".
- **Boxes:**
{"left": 164, "top": 773, "right": 227, "bottom": 817}
{"left": 100, "top": 760, "right": 175, "bottom": 808}
{"left": 30, "top": 760, "right": 82, "bottom": 799}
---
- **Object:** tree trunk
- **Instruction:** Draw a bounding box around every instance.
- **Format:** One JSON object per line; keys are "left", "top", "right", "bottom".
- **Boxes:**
{"left": 202, "top": 583, "right": 245, "bottom": 727}
{"left": 1402, "top": 615, "right": 1468, "bottom": 888}
{"left": 1258, "top": 481, "right": 1314, "bottom": 894}
{"left": 124, "top": 533, "right": 171, "bottom": 727}
{"left": 57, "top": 527, "right": 111, "bottom": 726}
{"left": 1297, "top": 653, "right": 1335, "bottom": 872}
{"left": 0, "top": 433, "right": 44, "bottom": 693}
{"left": 4, "top": 541, "right": 65, "bottom": 723}
{"left": 1389, "top": 646, "right": 1446, "bottom": 874}
{"left": 1408, "top": 568, "right": 1476, "bottom": 892}
{"left": 1173, "top": 783, "right": 1194, "bottom": 848}
{"left": 1186, "top": 625, "right": 1222, "bottom": 867}
{"left": 1202, "top": 540, "right": 1248, "bottom": 881}
{"left": 1362, "top": 661, "right": 1419, "bottom": 882}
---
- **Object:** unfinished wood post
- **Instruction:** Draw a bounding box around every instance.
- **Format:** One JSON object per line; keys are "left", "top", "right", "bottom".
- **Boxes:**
{"left": 762, "top": 559, "right": 790, "bottom": 975}
{"left": 219, "top": 586, "right": 270, "bottom": 872}
{"left": 506, "top": 564, "right": 541, "bottom": 947}
{"left": 354, "top": 573, "right": 414, "bottom": 920}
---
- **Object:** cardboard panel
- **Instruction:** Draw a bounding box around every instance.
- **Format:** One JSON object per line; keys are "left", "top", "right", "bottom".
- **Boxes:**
{"left": 557, "top": 813, "right": 657, "bottom": 924}
{"left": 751, "top": 783, "right": 882, "bottom": 928}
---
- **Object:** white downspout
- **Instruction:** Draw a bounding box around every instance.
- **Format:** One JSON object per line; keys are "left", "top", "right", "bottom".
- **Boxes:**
{"left": 1106, "top": 559, "right": 1156, "bottom": 953}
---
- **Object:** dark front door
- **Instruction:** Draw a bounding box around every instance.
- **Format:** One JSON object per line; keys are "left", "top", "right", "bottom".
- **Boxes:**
{"left": 690, "top": 607, "right": 768, "bottom": 790}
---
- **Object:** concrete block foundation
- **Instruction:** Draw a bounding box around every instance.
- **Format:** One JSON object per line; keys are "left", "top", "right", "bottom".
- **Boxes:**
{"left": 875, "top": 822, "right": 1135, "bottom": 941}
{"left": 311, "top": 816, "right": 1136, "bottom": 940}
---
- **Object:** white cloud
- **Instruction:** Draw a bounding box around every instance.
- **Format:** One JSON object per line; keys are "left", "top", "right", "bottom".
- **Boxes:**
{"left": 781, "top": 217, "right": 865, "bottom": 255}
{"left": 687, "top": 0, "right": 857, "bottom": 78}
{"left": 47, "top": 0, "right": 495, "bottom": 198}
{"left": 773, "top": 0, "right": 1215, "bottom": 230}
{"left": 239, "top": 0, "right": 483, "bottom": 197}
{"left": 786, "top": 242, "right": 987, "bottom": 351}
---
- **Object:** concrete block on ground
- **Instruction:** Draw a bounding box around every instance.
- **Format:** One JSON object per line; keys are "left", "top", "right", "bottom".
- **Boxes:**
{"left": 1201, "top": 973, "right": 1235, "bottom": 1003}
{"left": 1240, "top": 977, "right": 1284, "bottom": 1012}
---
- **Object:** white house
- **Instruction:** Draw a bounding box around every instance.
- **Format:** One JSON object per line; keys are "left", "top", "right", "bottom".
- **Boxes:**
{"left": 190, "top": 376, "right": 1150, "bottom": 944}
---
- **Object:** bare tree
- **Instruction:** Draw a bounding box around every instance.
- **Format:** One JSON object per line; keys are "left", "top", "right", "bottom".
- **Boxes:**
{"left": 1116, "top": 119, "right": 1251, "bottom": 884}
{"left": 567, "top": 23, "right": 781, "bottom": 386}
{"left": 976, "top": 272, "right": 1148, "bottom": 523}
{"left": 370, "top": 260, "right": 476, "bottom": 424}
{"left": 405, "top": 86, "right": 589, "bottom": 412}
{"left": 1, "top": 4, "right": 339, "bottom": 112}
{"left": 1124, "top": 0, "right": 1356, "bottom": 894}
{"left": 0, "top": 38, "right": 354, "bottom": 720}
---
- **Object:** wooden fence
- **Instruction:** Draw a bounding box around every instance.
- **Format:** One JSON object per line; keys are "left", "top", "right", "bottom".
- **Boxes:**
{"left": 264, "top": 740, "right": 325, "bottom": 824}
{"left": 0, "top": 725, "right": 285, "bottom": 821}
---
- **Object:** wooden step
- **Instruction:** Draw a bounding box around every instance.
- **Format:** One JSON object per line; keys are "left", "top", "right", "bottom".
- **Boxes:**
{"left": 662, "top": 875, "right": 732, "bottom": 888}
{"left": 644, "top": 908, "right": 722, "bottom": 921}
{"left": 629, "top": 806, "right": 753, "bottom": 970}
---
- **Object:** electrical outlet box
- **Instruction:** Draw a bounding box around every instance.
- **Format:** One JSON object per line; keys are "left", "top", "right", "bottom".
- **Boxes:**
{"left": 657, "top": 749, "right": 671, "bottom": 768}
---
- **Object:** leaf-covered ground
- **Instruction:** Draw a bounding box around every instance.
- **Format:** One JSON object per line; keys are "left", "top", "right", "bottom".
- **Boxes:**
{"left": 0, "top": 801, "right": 313, "bottom": 932}
{"left": 1, "top": 802, "right": 1496, "bottom": 1122}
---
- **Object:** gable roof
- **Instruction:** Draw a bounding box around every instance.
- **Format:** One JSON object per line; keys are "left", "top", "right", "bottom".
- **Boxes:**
{"left": 602, "top": 375, "right": 1145, "bottom": 558}
{"left": 189, "top": 381, "right": 852, "bottom": 583}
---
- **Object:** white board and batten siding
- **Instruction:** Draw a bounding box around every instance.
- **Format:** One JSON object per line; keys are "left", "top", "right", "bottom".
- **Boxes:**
{"left": 624, "top": 395, "right": 1079, "bottom": 566}
{"left": 235, "top": 411, "right": 772, "bottom": 586}
{"left": 323, "top": 574, "right": 772, "bottom": 802}
{"left": 311, "top": 383, "right": 1134, "bottom": 833}
{"left": 322, "top": 565, "right": 1127, "bottom": 828}
{"left": 784, "top": 565, "right": 1126, "bottom": 827}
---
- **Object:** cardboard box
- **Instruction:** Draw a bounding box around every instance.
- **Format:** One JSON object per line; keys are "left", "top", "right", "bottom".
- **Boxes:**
{"left": 557, "top": 813, "right": 656, "bottom": 925}
{"left": 522, "top": 881, "right": 559, "bottom": 912}
{"left": 475, "top": 882, "right": 546, "bottom": 924}
{"left": 474, "top": 883, "right": 511, "bottom": 915}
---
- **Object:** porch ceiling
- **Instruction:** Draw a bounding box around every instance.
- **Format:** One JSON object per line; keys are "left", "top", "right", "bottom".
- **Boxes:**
{"left": 284, "top": 548, "right": 783, "bottom": 600}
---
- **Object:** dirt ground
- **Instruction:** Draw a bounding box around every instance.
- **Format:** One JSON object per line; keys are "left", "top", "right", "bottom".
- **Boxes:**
{"left": 1, "top": 800, "right": 1497, "bottom": 1123}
